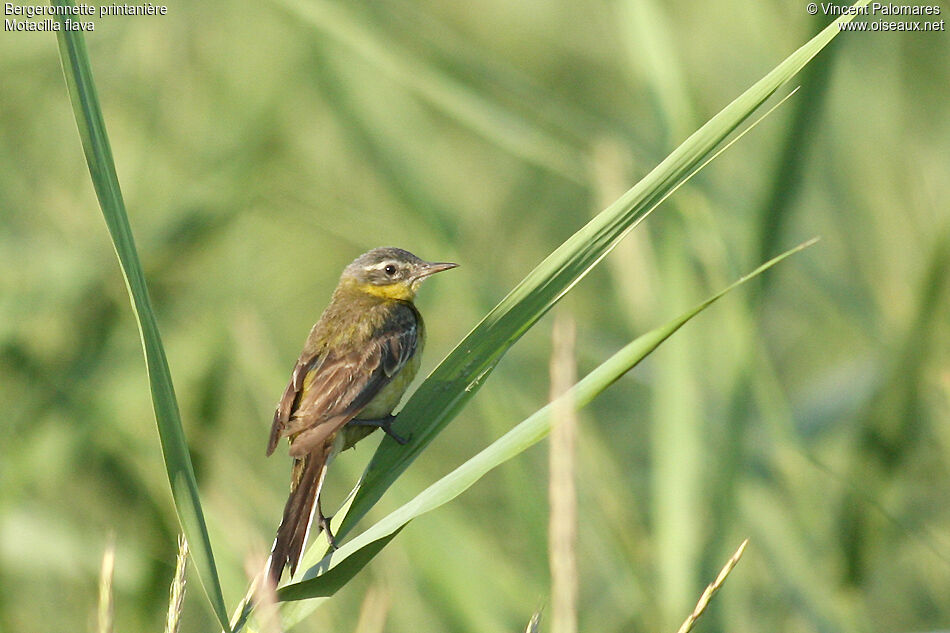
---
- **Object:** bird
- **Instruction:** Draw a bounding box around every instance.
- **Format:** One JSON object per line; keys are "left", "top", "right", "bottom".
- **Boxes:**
{"left": 266, "top": 247, "right": 457, "bottom": 586}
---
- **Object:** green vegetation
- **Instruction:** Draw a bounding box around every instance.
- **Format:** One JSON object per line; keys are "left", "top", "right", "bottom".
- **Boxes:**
{"left": 1, "top": 0, "right": 947, "bottom": 631}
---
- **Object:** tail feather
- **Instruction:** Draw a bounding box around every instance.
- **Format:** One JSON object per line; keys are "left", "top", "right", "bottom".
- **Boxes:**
{"left": 268, "top": 452, "right": 328, "bottom": 585}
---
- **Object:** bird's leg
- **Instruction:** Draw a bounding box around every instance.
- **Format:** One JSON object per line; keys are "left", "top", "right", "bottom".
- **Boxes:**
{"left": 346, "top": 415, "right": 409, "bottom": 445}
{"left": 317, "top": 496, "right": 338, "bottom": 550}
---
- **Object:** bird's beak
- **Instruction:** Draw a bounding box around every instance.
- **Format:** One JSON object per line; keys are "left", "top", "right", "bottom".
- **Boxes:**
{"left": 416, "top": 261, "right": 458, "bottom": 279}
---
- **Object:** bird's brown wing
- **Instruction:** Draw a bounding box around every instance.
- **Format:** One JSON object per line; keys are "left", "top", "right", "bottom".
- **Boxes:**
{"left": 266, "top": 310, "right": 418, "bottom": 457}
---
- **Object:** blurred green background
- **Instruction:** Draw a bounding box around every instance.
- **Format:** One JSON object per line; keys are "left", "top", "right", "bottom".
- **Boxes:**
{"left": 2, "top": 0, "right": 948, "bottom": 631}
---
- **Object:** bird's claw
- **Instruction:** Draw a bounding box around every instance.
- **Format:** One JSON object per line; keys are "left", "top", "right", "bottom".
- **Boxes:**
{"left": 347, "top": 415, "right": 411, "bottom": 445}
{"left": 317, "top": 509, "right": 338, "bottom": 550}
{"left": 382, "top": 420, "right": 410, "bottom": 445}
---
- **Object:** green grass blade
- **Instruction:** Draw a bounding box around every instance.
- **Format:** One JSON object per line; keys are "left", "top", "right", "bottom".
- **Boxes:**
{"left": 275, "top": 0, "right": 588, "bottom": 183}
{"left": 335, "top": 3, "right": 865, "bottom": 544}
{"left": 277, "top": 529, "right": 404, "bottom": 602}
{"left": 51, "top": 2, "right": 229, "bottom": 627}
{"left": 279, "top": 240, "right": 816, "bottom": 604}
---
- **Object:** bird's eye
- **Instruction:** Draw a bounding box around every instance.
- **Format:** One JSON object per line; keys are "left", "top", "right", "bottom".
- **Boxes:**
{"left": 384, "top": 264, "right": 397, "bottom": 276}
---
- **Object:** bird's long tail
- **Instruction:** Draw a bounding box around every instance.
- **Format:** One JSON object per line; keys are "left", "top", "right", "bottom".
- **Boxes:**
{"left": 268, "top": 450, "right": 328, "bottom": 586}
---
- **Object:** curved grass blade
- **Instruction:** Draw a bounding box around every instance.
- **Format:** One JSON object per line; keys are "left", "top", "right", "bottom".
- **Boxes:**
{"left": 334, "top": 3, "right": 866, "bottom": 545}
{"left": 277, "top": 529, "right": 404, "bottom": 602}
{"left": 278, "top": 240, "right": 816, "bottom": 605}
{"left": 51, "top": 2, "right": 229, "bottom": 627}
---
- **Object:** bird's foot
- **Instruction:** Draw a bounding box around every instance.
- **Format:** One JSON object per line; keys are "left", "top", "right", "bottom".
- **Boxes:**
{"left": 317, "top": 504, "right": 338, "bottom": 550}
{"left": 347, "top": 415, "right": 410, "bottom": 445}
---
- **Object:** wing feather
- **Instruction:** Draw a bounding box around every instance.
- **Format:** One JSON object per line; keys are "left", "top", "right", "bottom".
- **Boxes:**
{"left": 266, "top": 305, "right": 418, "bottom": 457}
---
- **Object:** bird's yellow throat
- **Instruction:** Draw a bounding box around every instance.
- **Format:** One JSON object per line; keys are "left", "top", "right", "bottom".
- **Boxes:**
{"left": 353, "top": 281, "right": 416, "bottom": 301}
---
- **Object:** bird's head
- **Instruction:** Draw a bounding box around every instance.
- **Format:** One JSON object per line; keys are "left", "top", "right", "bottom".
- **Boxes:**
{"left": 341, "top": 247, "right": 457, "bottom": 301}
